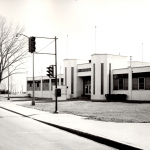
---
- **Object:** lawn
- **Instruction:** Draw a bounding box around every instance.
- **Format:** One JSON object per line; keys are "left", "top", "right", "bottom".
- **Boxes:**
{"left": 20, "top": 100, "right": 150, "bottom": 123}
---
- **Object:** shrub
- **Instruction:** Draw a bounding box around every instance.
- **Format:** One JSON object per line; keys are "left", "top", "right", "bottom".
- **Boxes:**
{"left": 105, "top": 94, "right": 127, "bottom": 101}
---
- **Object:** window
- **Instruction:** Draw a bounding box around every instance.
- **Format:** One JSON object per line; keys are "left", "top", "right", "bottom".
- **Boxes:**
{"left": 132, "top": 78, "right": 138, "bottom": 90}
{"left": 27, "top": 81, "right": 32, "bottom": 91}
{"left": 139, "top": 77, "right": 144, "bottom": 89}
{"left": 113, "top": 74, "right": 128, "bottom": 90}
{"left": 119, "top": 79, "right": 124, "bottom": 89}
{"left": 113, "top": 79, "right": 118, "bottom": 90}
{"left": 61, "top": 78, "right": 63, "bottom": 85}
{"left": 35, "top": 80, "right": 41, "bottom": 91}
{"left": 43, "top": 79, "right": 49, "bottom": 91}
{"left": 145, "top": 77, "right": 150, "bottom": 90}
{"left": 132, "top": 72, "right": 150, "bottom": 90}
{"left": 37, "top": 83, "right": 39, "bottom": 87}
{"left": 57, "top": 79, "right": 59, "bottom": 85}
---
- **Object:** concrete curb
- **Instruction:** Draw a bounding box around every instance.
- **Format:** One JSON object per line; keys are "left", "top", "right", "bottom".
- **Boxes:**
{"left": 0, "top": 106, "right": 28, "bottom": 117}
{"left": 33, "top": 119, "right": 142, "bottom": 150}
{"left": 0, "top": 106, "right": 142, "bottom": 150}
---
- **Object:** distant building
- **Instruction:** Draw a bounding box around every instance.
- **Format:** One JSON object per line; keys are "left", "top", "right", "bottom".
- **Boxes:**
{"left": 27, "top": 53, "right": 150, "bottom": 101}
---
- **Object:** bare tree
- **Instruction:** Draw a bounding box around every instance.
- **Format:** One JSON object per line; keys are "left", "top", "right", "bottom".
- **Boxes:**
{"left": 0, "top": 79, "right": 7, "bottom": 90}
{"left": 0, "top": 16, "right": 28, "bottom": 83}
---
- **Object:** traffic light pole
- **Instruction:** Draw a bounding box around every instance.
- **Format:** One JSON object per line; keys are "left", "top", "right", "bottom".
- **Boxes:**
{"left": 32, "top": 52, "right": 35, "bottom": 105}
{"left": 54, "top": 36, "right": 58, "bottom": 113}
{"left": 16, "top": 34, "right": 58, "bottom": 109}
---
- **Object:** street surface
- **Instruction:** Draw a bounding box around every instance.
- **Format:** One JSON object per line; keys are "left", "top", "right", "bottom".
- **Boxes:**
{"left": 0, "top": 108, "right": 116, "bottom": 150}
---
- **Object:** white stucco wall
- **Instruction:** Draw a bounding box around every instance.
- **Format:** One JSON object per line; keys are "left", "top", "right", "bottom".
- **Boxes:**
{"left": 27, "top": 55, "right": 150, "bottom": 101}
{"left": 112, "top": 68, "right": 130, "bottom": 100}
{"left": 27, "top": 75, "right": 64, "bottom": 98}
{"left": 128, "top": 61, "right": 150, "bottom": 67}
{"left": 131, "top": 66, "right": 150, "bottom": 100}
{"left": 77, "top": 72, "right": 91, "bottom": 77}
{"left": 77, "top": 63, "right": 91, "bottom": 77}
{"left": 63, "top": 59, "right": 89, "bottom": 99}
{"left": 91, "top": 54, "right": 128, "bottom": 100}
{"left": 112, "top": 66, "right": 150, "bottom": 101}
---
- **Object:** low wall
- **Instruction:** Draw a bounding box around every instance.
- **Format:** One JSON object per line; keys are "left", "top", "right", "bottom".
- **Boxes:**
{"left": 52, "top": 85, "right": 67, "bottom": 100}
{"left": 27, "top": 90, "right": 51, "bottom": 98}
{"left": 132, "top": 90, "right": 150, "bottom": 101}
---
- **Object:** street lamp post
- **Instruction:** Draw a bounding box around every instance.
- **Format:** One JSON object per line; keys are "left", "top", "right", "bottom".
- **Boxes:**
{"left": 54, "top": 36, "right": 58, "bottom": 113}
{"left": 16, "top": 33, "right": 35, "bottom": 105}
{"left": 32, "top": 52, "right": 35, "bottom": 105}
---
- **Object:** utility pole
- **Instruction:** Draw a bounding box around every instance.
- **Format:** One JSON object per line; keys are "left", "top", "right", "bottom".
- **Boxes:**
{"left": 32, "top": 52, "right": 35, "bottom": 105}
{"left": 60, "top": 66, "right": 61, "bottom": 86}
{"left": 17, "top": 34, "right": 58, "bottom": 110}
{"left": 67, "top": 35, "right": 68, "bottom": 59}
{"left": 41, "top": 69, "right": 43, "bottom": 98}
{"left": 142, "top": 43, "right": 143, "bottom": 62}
{"left": 16, "top": 34, "right": 35, "bottom": 105}
{"left": 95, "top": 26, "right": 96, "bottom": 54}
{"left": 54, "top": 36, "right": 58, "bottom": 113}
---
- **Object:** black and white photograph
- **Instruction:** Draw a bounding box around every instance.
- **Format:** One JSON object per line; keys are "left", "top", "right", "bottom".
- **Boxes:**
{"left": 0, "top": 0, "right": 150, "bottom": 149}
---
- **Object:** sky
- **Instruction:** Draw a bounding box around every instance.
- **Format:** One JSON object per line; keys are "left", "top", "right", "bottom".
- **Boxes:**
{"left": 1, "top": 0, "right": 150, "bottom": 90}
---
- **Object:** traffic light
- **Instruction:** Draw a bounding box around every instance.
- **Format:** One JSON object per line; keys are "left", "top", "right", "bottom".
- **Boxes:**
{"left": 47, "top": 65, "right": 54, "bottom": 78}
{"left": 29, "top": 36, "right": 36, "bottom": 53}
{"left": 46, "top": 66, "right": 50, "bottom": 77}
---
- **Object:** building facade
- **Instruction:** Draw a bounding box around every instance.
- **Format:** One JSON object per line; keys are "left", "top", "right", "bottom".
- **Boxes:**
{"left": 27, "top": 53, "right": 150, "bottom": 101}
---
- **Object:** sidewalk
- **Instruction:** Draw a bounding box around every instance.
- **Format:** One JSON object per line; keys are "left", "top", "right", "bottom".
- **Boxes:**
{"left": 0, "top": 97, "right": 149, "bottom": 149}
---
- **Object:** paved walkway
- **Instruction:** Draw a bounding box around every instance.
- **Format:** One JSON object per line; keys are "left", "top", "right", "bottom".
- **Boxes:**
{"left": 0, "top": 96, "right": 149, "bottom": 150}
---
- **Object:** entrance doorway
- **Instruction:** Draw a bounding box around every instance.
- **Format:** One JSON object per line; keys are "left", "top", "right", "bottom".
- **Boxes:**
{"left": 85, "top": 84, "right": 91, "bottom": 95}
{"left": 83, "top": 76, "right": 91, "bottom": 97}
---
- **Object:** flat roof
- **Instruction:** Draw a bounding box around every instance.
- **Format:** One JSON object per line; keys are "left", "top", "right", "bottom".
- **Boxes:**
{"left": 91, "top": 53, "right": 128, "bottom": 57}
{"left": 63, "top": 59, "right": 88, "bottom": 61}
{"left": 77, "top": 63, "right": 91, "bottom": 65}
{"left": 113, "top": 66, "right": 150, "bottom": 71}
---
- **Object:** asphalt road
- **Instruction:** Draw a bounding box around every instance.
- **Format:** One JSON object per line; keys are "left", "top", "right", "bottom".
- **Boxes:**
{"left": 0, "top": 108, "right": 116, "bottom": 150}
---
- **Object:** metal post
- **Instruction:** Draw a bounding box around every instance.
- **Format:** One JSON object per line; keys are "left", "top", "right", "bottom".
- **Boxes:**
{"left": 130, "top": 56, "right": 132, "bottom": 100}
{"left": 60, "top": 66, "right": 61, "bottom": 86}
{"left": 32, "top": 52, "right": 35, "bottom": 105}
{"left": 95, "top": 26, "right": 96, "bottom": 54}
{"left": 41, "top": 69, "right": 43, "bottom": 98}
{"left": 142, "top": 43, "right": 143, "bottom": 62}
{"left": 8, "top": 59, "right": 10, "bottom": 100}
{"left": 67, "top": 35, "right": 68, "bottom": 59}
{"left": 54, "top": 36, "right": 58, "bottom": 113}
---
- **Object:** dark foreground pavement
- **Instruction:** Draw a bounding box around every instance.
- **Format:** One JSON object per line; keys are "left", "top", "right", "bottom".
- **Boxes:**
{"left": 0, "top": 96, "right": 149, "bottom": 150}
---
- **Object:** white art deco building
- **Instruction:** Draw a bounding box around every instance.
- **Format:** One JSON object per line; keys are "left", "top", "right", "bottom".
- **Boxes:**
{"left": 27, "top": 53, "right": 150, "bottom": 101}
